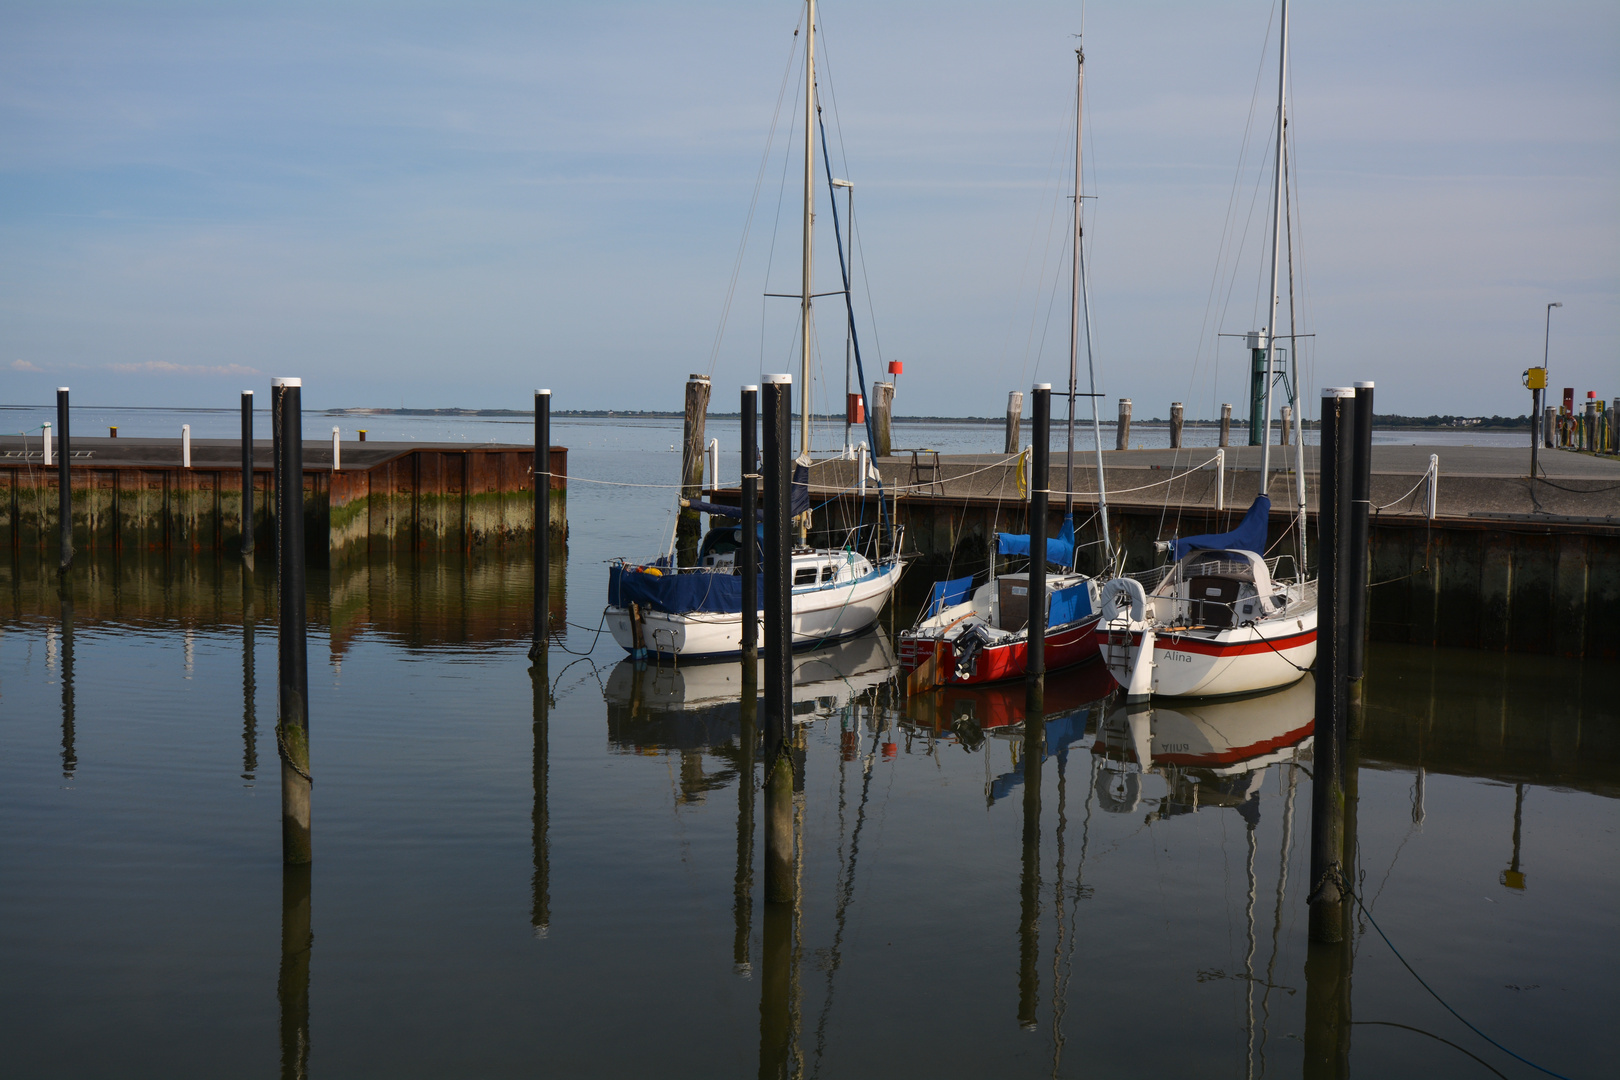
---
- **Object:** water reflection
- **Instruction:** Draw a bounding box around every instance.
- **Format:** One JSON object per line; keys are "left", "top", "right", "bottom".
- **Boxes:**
{"left": 532, "top": 665, "right": 551, "bottom": 937}
{"left": 58, "top": 578, "right": 76, "bottom": 779}
{"left": 278, "top": 864, "right": 312, "bottom": 1080}
{"left": 243, "top": 567, "right": 258, "bottom": 784}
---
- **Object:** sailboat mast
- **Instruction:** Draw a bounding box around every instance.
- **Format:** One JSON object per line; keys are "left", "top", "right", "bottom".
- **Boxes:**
{"left": 1259, "top": 0, "right": 1288, "bottom": 497}
{"left": 1286, "top": 127, "right": 1309, "bottom": 574}
{"left": 1066, "top": 47, "right": 1081, "bottom": 517}
{"left": 1076, "top": 46, "right": 1113, "bottom": 568}
{"left": 800, "top": 0, "right": 816, "bottom": 461}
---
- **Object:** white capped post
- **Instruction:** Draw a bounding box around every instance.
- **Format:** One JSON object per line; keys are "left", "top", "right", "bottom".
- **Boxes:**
{"left": 707, "top": 437, "right": 719, "bottom": 495}
{"left": 182, "top": 424, "right": 192, "bottom": 468}
{"left": 1216, "top": 448, "right": 1226, "bottom": 512}
{"left": 332, "top": 427, "right": 341, "bottom": 472}
{"left": 42, "top": 422, "right": 52, "bottom": 466}
{"left": 1427, "top": 454, "right": 1439, "bottom": 519}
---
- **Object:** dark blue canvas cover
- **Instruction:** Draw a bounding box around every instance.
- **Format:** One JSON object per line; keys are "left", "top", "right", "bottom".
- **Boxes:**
{"left": 684, "top": 462, "right": 811, "bottom": 521}
{"left": 1046, "top": 582, "right": 1093, "bottom": 627}
{"left": 924, "top": 576, "right": 975, "bottom": 618}
{"left": 1172, "top": 494, "right": 1271, "bottom": 562}
{"left": 609, "top": 564, "right": 760, "bottom": 615}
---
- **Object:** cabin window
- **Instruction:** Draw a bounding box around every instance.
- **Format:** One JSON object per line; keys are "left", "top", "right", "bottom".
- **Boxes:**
{"left": 794, "top": 567, "right": 819, "bottom": 586}
{"left": 821, "top": 566, "right": 837, "bottom": 583}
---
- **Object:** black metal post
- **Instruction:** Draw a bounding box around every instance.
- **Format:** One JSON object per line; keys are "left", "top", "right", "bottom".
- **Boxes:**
{"left": 531, "top": 389, "right": 551, "bottom": 663}
{"left": 1309, "top": 387, "right": 1354, "bottom": 942}
{"left": 741, "top": 385, "right": 759, "bottom": 669}
{"left": 273, "top": 377, "right": 311, "bottom": 866}
{"left": 1027, "top": 384, "right": 1051, "bottom": 687}
{"left": 56, "top": 387, "right": 72, "bottom": 571}
{"left": 1529, "top": 387, "right": 1542, "bottom": 479}
{"left": 242, "top": 390, "right": 256, "bottom": 563}
{"left": 1347, "top": 381, "right": 1374, "bottom": 725}
{"left": 762, "top": 374, "right": 794, "bottom": 904}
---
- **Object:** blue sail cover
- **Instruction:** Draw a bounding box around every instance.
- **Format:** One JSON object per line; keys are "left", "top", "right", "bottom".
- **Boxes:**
{"left": 1172, "top": 494, "right": 1271, "bottom": 562}
{"left": 1047, "top": 582, "right": 1093, "bottom": 626}
{"left": 684, "top": 462, "right": 811, "bottom": 521}
{"left": 924, "top": 576, "right": 975, "bottom": 618}
{"left": 609, "top": 564, "right": 760, "bottom": 615}
{"left": 996, "top": 513, "right": 1076, "bottom": 568}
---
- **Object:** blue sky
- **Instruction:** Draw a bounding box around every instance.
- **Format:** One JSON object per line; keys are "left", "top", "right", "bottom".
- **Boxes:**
{"left": 1, "top": 1, "right": 1615, "bottom": 420}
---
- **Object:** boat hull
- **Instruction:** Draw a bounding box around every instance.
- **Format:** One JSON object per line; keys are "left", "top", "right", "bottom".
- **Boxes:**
{"left": 607, "top": 561, "right": 902, "bottom": 661}
{"left": 899, "top": 614, "right": 1102, "bottom": 687}
{"left": 1095, "top": 615, "right": 1317, "bottom": 698}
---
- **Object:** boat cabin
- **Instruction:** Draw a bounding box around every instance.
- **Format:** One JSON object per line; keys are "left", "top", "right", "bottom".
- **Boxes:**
{"left": 1150, "top": 549, "right": 1288, "bottom": 629}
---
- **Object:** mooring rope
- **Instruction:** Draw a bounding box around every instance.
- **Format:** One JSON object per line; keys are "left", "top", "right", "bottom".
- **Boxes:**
{"left": 1331, "top": 867, "right": 1574, "bottom": 1080}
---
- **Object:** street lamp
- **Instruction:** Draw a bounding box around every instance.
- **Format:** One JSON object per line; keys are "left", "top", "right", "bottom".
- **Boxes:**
{"left": 1544, "top": 301, "right": 1562, "bottom": 376}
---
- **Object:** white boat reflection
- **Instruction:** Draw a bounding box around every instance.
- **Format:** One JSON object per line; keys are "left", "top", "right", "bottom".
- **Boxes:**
{"left": 1091, "top": 675, "right": 1315, "bottom": 817}
{"left": 604, "top": 629, "right": 898, "bottom": 726}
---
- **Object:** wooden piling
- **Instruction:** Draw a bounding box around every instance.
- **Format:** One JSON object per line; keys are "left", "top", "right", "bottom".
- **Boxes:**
{"left": 741, "top": 386, "right": 760, "bottom": 669}
{"left": 1347, "top": 382, "right": 1374, "bottom": 726}
{"left": 1005, "top": 391, "right": 1023, "bottom": 454}
{"left": 871, "top": 381, "right": 895, "bottom": 457}
{"left": 531, "top": 389, "right": 551, "bottom": 662}
{"left": 1280, "top": 404, "right": 1293, "bottom": 446}
{"left": 1308, "top": 386, "right": 1355, "bottom": 943}
{"left": 274, "top": 377, "right": 312, "bottom": 866}
{"left": 1170, "top": 402, "right": 1184, "bottom": 449}
{"left": 241, "top": 391, "right": 255, "bottom": 565}
{"left": 762, "top": 374, "right": 795, "bottom": 905}
{"left": 56, "top": 388, "right": 71, "bottom": 571}
{"left": 1220, "top": 403, "right": 1232, "bottom": 448}
{"left": 678, "top": 374, "right": 711, "bottom": 568}
{"left": 1115, "top": 397, "right": 1131, "bottom": 450}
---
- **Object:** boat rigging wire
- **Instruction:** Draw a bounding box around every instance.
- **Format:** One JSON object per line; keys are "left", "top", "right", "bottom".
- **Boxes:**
{"left": 707, "top": 19, "right": 804, "bottom": 378}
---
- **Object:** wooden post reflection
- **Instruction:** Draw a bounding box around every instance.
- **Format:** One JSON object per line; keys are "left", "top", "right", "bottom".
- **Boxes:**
{"left": 758, "top": 895, "right": 792, "bottom": 1080}
{"left": 59, "top": 577, "right": 76, "bottom": 778}
{"left": 532, "top": 661, "right": 550, "bottom": 936}
{"left": 734, "top": 682, "right": 757, "bottom": 973}
{"left": 1304, "top": 738, "right": 1357, "bottom": 1078}
{"left": 243, "top": 566, "right": 258, "bottom": 783}
{"left": 1018, "top": 680, "right": 1044, "bottom": 1029}
{"left": 278, "top": 864, "right": 312, "bottom": 1080}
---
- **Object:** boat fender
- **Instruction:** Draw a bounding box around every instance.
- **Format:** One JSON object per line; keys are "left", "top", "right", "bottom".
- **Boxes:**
{"left": 1095, "top": 766, "right": 1142, "bottom": 814}
{"left": 1099, "top": 577, "right": 1147, "bottom": 623}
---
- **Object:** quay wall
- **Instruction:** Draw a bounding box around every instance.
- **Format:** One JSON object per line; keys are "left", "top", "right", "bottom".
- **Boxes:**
{"left": 1, "top": 445, "right": 566, "bottom": 564}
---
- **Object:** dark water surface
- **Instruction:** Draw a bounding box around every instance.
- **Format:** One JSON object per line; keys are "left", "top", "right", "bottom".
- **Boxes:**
{"left": 2, "top": 455, "right": 1615, "bottom": 1078}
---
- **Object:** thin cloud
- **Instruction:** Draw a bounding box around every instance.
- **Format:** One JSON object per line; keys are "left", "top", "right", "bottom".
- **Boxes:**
{"left": 11, "top": 359, "right": 43, "bottom": 372}
{"left": 107, "top": 361, "right": 261, "bottom": 377}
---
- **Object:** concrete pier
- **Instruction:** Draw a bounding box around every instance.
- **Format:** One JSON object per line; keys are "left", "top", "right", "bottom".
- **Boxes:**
{"left": 732, "top": 445, "right": 1619, "bottom": 659}
{"left": 0, "top": 435, "right": 567, "bottom": 563}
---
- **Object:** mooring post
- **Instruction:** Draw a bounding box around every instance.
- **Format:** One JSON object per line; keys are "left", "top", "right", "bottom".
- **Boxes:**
{"left": 677, "top": 374, "right": 711, "bottom": 569}
{"left": 1115, "top": 397, "right": 1131, "bottom": 450}
{"left": 56, "top": 388, "right": 72, "bottom": 572}
{"left": 1019, "top": 383, "right": 1050, "bottom": 1029}
{"left": 871, "top": 381, "right": 895, "bottom": 457}
{"left": 1542, "top": 406, "right": 1555, "bottom": 449}
{"left": 278, "top": 863, "right": 312, "bottom": 1080}
{"left": 241, "top": 391, "right": 256, "bottom": 566}
{"left": 1308, "top": 386, "right": 1355, "bottom": 943}
{"left": 762, "top": 373, "right": 795, "bottom": 905}
{"left": 182, "top": 424, "right": 192, "bottom": 468}
{"left": 741, "top": 385, "right": 760, "bottom": 670}
{"left": 1215, "top": 448, "right": 1226, "bottom": 512}
{"left": 1027, "top": 384, "right": 1051, "bottom": 695}
{"left": 1280, "top": 404, "right": 1292, "bottom": 446}
{"left": 1170, "top": 402, "right": 1184, "bottom": 449}
{"left": 42, "top": 421, "right": 52, "bottom": 466}
{"left": 1005, "top": 391, "right": 1024, "bottom": 454}
{"left": 1219, "top": 403, "right": 1232, "bottom": 448}
{"left": 1346, "top": 382, "right": 1374, "bottom": 728}
{"left": 331, "top": 427, "right": 340, "bottom": 472}
{"left": 273, "top": 377, "right": 311, "bottom": 866}
{"left": 531, "top": 389, "right": 551, "bottom": 662}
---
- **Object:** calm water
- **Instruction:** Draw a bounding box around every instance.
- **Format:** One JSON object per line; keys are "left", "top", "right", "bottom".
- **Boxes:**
{"left": 0, "top": 424, "right": 1612, "bottom": 1079}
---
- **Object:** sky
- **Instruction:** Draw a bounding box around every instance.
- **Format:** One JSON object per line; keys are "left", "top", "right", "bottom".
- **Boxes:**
{"left": 1, "top": 0, "right": 1615, "bottom": 421}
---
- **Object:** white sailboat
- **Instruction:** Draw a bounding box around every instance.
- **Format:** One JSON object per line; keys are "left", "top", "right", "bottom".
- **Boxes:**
{"left": 1094, "top": 0, "right": 1318, "bottom": 700}
{"left": 606, "top": 0, "right": 902, "bottom": 662}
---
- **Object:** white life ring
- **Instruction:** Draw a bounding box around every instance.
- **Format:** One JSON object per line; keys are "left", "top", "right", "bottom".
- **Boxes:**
{"left": 1099, "top": 576, "right": 1147, "bottom": 623}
